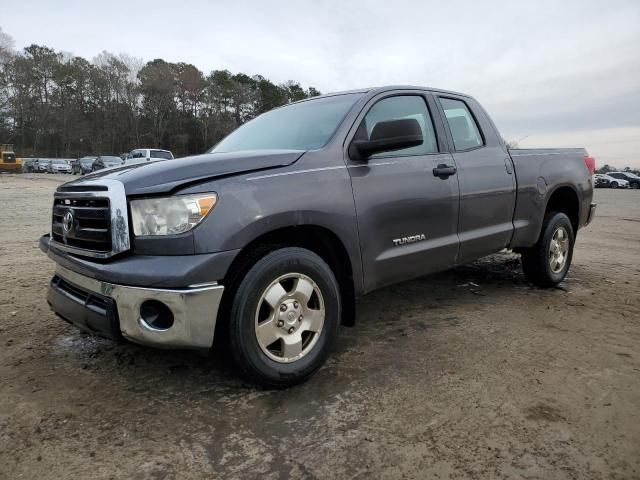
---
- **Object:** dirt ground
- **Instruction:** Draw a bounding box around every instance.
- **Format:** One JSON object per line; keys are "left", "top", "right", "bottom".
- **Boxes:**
{"left": 0, "top": 173, "right": 638, "bottom": 480}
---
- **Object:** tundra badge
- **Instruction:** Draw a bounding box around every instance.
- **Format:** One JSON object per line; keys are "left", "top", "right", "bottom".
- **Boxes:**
{"left": 393, "top": 234, "right": 426, "bottom": 246}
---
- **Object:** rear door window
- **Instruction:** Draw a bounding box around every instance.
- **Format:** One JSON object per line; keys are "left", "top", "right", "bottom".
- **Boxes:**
{"left": 439, "top": 98, "right": 484, "bottom": 151}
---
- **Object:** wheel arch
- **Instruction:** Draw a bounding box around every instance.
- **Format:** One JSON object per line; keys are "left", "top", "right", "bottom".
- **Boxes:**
{"left": 544, "top": 184, "right": 580, "bottom": 235}
{"left": 221, "top": 223, "right": 358, "bottom": 327}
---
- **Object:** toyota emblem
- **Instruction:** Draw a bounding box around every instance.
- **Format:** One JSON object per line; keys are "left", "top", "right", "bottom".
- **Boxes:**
{"left": 63, "top": 210, "right": 74, "bottom": 233}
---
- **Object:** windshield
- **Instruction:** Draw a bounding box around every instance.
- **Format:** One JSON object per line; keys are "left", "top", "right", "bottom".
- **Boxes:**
{"left": 80, "top": 159, "right": 94, "bottom": 165}
{"left": 150, "top": 150, "right": 173, "bottom": 160}
{"left": 52, "top": 160, "right": 67, "bottom": 165}
{"left": 209, "top": 93, "right": 363, "bottom": 153}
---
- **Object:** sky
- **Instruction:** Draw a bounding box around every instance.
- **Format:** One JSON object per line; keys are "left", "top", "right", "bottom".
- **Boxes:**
{"left": 3, "top": 0, "right": 640, "bottom": 167}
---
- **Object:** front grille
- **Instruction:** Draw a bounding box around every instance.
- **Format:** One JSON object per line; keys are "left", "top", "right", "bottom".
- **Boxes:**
{"left": 49, "top": 179, "right": 130, "bottom": 258}
{"left": 52, "top": 197, "right": 112, "bottom": 252}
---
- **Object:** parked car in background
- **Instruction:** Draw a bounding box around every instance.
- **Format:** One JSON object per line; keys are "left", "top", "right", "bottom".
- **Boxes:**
{"left": 91, "top": 155, "right": 124, "bottom": 172}
{"left": 21, "top": 158, "right": 37, "bottom": 173}
{"left": 594, "top": 174, "right": 611, "bottom": 188}
{"left": 124, "top": 148, "right": 174, "bottom": 165}
{"left": 36, "top": 159, "right": 51, "bottom": 172}
{"left": 47, "top": 159, "right": 72, "bottom": 174}
{"left": 607, "top": 171, "right": 640, "bottom": 189}
{"left": 73, "top": 156, "right": 97, "bottom": 175}
{"left": 594, "top": 173, "right": 629, "bottom": 189}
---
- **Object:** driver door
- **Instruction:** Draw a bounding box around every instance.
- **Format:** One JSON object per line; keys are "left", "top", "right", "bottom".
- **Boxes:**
{"left": 347, "top": 93, "right": 460, "bottom": 292}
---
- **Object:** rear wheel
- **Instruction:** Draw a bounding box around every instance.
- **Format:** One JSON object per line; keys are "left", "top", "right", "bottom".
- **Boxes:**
{"left": 631, "top": 182, "right": 639, "bottom": 189}
{"left": 227, "top": 247, "right": 340, "bottom": 388}
{"left": 521, "top": 212, "right": 575, "bottom": 288}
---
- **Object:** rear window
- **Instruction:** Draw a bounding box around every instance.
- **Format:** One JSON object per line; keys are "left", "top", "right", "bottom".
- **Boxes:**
{"left": 150, "top": 150, "right": 173, "bottom": 160}
{"left": 101, "top": 156, "right": 123, "bottom": 165}
{"left": 440, "top": 98, "right": 484, "bottom": 151}
{"left": 617, "top": 172, "right": 639, "bottom": 179}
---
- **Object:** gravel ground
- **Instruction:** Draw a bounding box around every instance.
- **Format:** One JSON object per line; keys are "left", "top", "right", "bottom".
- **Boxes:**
{"left": 0, "top": 173, "right": 639, "bottom": 480}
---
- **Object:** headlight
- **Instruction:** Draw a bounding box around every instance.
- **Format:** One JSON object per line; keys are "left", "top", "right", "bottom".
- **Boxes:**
{"left": 130, "top": 193, "right": 217, "bottom": 236}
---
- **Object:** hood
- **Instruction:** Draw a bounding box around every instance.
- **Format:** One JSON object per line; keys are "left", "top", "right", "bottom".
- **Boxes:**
{"left": 61, "top": 150, "right": 305, "bottom": 195}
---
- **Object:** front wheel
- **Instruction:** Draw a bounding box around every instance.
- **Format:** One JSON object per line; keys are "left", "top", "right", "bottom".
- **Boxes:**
{"left": 521, "top": 212, "right": 575, "bottom": 288}
{"left": 227, "top": 247, "right": 340, "bottom": 388}
{"left": 610, "top": 182, "right": 618, "bottom": 189}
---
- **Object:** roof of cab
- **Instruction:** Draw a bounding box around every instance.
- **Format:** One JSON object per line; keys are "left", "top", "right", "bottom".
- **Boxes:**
{"left": 290, "top": 85, "right": 475, "bottom": 107}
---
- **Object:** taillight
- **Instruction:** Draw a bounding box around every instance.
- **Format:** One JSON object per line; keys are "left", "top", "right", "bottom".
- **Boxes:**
{"left": 584, "top": 156, "right": 596, "bottom": 175}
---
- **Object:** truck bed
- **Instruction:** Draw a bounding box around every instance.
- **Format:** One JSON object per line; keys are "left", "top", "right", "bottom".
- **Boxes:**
{"left": 508, "top": 148, "right": 593, "bottom": 248}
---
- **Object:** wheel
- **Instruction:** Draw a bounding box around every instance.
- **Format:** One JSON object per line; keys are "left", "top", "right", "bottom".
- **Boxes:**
{"left": 631, "top": 182, "right": 639, "bottom": 190}
{"left": 610, "top": 182, "right": 618, "bottom": 189}
{"left": 521, "top": 212, "right": 574, "bottom": 288}
{"left": 227, "top": 247, "right": 340, "bottom": 387}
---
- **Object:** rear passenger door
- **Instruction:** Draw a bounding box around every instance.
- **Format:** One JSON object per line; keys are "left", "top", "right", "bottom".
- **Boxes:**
{"left": 347, "top": 92, "right": 460, "bottom": 292}
{"left": 436, "top": 96, "right": 516, "bottom": 263}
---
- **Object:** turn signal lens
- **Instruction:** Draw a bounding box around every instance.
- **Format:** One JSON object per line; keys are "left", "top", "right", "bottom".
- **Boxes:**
{"left": 196, "top": 196, "right": 217, "bottom": 217}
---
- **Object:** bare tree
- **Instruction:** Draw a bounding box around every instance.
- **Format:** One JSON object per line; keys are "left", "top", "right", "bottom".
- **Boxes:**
{"left": 0, "top": 27, "right": 14, "bottom": 63}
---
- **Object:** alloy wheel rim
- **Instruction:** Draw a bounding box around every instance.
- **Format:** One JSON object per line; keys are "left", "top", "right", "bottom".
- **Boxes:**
{"left": 549, "top": 226, "right": 570, "bottom": 273}
{"left": 254, "top": 273, "right": 325, "bottom": 363}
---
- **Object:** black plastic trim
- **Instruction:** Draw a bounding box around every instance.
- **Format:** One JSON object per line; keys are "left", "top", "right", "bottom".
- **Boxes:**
{"left": 48, "top": 275, "right": 122, "bottom": 340}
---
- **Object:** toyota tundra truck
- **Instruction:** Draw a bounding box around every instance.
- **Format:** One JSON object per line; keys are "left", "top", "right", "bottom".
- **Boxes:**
{"left": 39, "top": 86, "right": 597, "bottom": 387}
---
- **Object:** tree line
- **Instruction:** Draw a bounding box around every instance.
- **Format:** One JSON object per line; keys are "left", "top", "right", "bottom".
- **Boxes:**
{"left": 0, "top": 28, "right": 320, "bottom": 159}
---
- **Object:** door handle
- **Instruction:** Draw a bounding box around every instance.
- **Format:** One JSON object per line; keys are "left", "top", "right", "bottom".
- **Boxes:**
{"left": 504, "top": 157, "right": 513, "bottom": 174}
{"left": 432, "top": 164, "right": 457, "bottom": 179}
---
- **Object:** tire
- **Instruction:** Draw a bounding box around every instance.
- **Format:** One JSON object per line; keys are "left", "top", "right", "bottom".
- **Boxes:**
{"left": 227, "top": 247, "right": 340, "bottom": 388}
{"left": 521, "top": 212, "right": 575, "bottom": 288}
{"left": 610, "top": 182, "right": 618, "bottom": 189}
{"left": 631, "top": 182, "right": 639, "bottom": 190}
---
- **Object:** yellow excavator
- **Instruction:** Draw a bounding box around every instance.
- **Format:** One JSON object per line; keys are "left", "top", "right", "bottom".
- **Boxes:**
{"left": 0, "top": 144, "right": 21, "bottom": 172}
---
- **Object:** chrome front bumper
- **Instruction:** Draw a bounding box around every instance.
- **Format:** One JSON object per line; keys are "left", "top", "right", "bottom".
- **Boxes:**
{"left": 50, "top": 265, "right": 224, "bottom": 349}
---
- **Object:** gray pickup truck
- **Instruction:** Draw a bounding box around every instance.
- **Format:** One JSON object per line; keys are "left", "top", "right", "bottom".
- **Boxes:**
{"left": 40, "top": 86, "right": 596, "bottom": 387}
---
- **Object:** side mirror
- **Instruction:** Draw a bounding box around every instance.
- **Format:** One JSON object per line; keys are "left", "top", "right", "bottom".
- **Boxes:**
{"left": 349, "top": 118, "right": 423, "bottom": 160}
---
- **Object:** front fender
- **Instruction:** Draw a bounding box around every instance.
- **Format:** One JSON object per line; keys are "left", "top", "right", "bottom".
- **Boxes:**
{"left": 187, "top": 162, "right": 364, "bottom": 294}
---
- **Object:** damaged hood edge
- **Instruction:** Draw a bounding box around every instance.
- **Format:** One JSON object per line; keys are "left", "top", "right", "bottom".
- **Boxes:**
{"left": 59, "top": 149, "right": 307, "bottom": 196}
